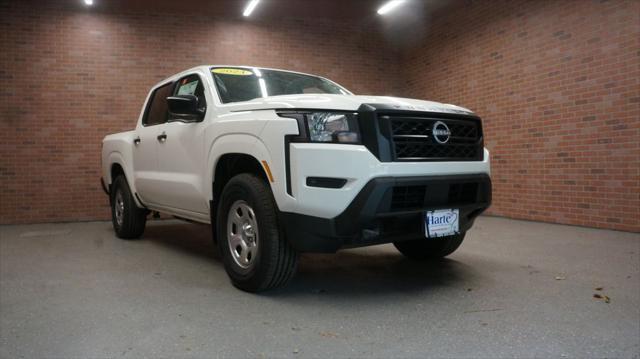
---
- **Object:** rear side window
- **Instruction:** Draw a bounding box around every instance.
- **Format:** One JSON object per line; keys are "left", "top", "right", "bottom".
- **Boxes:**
{"left": 143, "top": 82, "right": 173, "bottom": 126}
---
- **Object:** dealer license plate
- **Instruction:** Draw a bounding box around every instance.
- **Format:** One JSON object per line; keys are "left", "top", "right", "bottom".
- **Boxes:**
{"left": 425, "top": 209, "right": 459, "bottom": 238}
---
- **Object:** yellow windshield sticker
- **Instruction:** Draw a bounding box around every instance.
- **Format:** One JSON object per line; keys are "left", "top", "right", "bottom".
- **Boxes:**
{"left": 212, "top": 68, "right": 253, "bottom": 76}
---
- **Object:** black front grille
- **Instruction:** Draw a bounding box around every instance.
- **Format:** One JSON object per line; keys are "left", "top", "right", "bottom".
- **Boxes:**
{"left": 449, "top": 183, "right": 479, "bottom": 204}
{"left": 389, "top": 182, "right": 482, "bottom": 212}
{"left": 383, "top": 115, "right": 483, "bottom": 161}
{"left": 390, "top": 185, "right": 426, "bottom": 210}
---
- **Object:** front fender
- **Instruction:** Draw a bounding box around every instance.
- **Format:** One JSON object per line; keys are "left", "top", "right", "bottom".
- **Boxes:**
{"left": 204, "top": 134, "right": 276, "bottom": 203}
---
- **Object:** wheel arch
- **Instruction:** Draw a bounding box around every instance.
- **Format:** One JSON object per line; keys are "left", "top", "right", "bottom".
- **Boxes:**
{"left": 106, "top": 151, "right": 144, "bottom": 208}
{"left": 205, "top": 134, "right": 276, "bottom": 202}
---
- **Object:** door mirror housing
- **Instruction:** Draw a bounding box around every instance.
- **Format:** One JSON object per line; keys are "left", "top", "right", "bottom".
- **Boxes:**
{"left": 167, "top": 95, "right": 205, "bottom": 120}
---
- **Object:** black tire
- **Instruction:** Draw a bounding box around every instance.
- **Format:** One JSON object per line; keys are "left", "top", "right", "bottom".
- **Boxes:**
{"left": 216, "top": 173, "right": 298, "bottom": 292}
{"left": 393, "top": 233, "right": 466, "bottom": 260}
{"left": 110, "top": 175, "right": 147, "bottom": 239}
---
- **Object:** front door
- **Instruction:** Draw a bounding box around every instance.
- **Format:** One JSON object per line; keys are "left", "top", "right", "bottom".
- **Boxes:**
{"left": 153, "top": 74, "right": 210, "bottom": 214}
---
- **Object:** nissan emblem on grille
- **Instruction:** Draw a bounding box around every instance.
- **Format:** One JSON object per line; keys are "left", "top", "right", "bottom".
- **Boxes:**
{"left": 432, "top": 121, "right": 451, "bottom": 144}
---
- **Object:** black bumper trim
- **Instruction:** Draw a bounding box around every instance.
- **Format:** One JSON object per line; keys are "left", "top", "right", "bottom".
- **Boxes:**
{"left": 100, "top": 177, "right": 109, "bottom": 195}
{"left": 306, "top": 176, "right": 347, "bottom": 189}
{"left": 281, "top": 174, "right": 491, "bottom": 253}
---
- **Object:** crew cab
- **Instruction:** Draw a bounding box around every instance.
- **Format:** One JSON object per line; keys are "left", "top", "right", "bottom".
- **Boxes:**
{"left": 101, "top": 65, "right": 491, "bottom": 292}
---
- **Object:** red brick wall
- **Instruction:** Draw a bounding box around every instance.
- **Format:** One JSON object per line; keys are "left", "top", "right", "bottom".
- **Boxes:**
{"left": 0, "top": 1, "right": 400, "bottom": 224}
{"left": 1, "top": 1, "right": 639, "bottom": 232}
{"left": 402, "top": 0, "right": 640, "bottom": 232}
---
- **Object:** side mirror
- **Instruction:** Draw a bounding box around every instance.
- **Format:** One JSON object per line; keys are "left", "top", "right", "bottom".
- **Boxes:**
{"left": 167, "top": 95, "right": 204, "bottom": 119}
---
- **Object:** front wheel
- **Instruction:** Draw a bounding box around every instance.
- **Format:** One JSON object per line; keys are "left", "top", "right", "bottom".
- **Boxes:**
{"left": 217, "top": 174, "right": 298, "bottom": 292}
{"left": 393, "top": 233, "right": 466, "bottom": 260}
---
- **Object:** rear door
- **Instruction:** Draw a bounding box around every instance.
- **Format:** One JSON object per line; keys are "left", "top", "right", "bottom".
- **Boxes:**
{"left": 132, "top": 82, "right": 173, "bottom": 204}
{"left": 152, "top": 74, "right": 210, "bottom": 213}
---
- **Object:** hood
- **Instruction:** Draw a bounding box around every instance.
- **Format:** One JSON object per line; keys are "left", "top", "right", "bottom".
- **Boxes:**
{"left": 219, "top": 94, "right": 475, "bottom": 116}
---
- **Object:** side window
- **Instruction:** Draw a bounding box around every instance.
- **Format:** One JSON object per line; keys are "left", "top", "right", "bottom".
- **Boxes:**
{"left": 143, "top": 82, "right": 173, "bottom": 126}
{"left": 173, "top": 74, "right": 207, "bottom": 117}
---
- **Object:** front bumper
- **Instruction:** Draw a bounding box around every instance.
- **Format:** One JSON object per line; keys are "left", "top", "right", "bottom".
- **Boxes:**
{"left": 284, "top": 143, "right": 491, "bottom": 219}
{"left": 281, "top": 173, "right": 491, "bottom": 253}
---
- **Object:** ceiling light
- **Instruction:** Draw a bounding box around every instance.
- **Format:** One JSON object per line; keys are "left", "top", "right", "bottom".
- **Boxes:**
{"left": 243, "top": 0, "right": 260, "bottom": 17}
{"left": 84, "top": 0, "right": 93, "bottom": 5}
{"left": 377, "top": 0, "right": 405, "bottom": 15}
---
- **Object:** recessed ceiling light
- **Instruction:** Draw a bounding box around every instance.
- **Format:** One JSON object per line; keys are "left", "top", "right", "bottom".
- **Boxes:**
{"left": 243, "top": 0, "right": 260, "bottom": 17}
{"left": 377, "top": 0, "right": 405, "bottom": 15}
{"left": 84, "top": 0, "right": 94, "bottom": 5}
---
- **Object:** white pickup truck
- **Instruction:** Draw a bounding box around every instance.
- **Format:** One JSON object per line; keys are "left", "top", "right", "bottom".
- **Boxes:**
{"left": 101, "top": 66, "right": 491, "bottom": 292}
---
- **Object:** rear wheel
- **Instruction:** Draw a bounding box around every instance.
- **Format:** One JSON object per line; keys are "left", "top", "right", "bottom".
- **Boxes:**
{"left": 110, "top": 175, "right": 147, "bottom": 239}
{"left": 217, "top": 173, "right": 298, "bottom": 292}
{"left": 393, "top": 233, "right": 466, "bottom": 260}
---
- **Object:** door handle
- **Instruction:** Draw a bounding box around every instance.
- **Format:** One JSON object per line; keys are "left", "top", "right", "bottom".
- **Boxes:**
{"left": 157, "top": 132, "right": 167, "bottom": 142}
{"left": 133, "top": 137, "right": 141, "bottom": 145}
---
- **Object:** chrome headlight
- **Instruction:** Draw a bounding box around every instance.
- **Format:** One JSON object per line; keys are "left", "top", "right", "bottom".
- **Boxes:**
{"left": 278, "top": 111, "right": 360, "bottom": 144}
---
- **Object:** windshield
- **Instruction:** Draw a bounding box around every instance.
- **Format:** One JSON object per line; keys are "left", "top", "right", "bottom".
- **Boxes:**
{"left": 210, "top": 67, "right": 350, "bottom": 104}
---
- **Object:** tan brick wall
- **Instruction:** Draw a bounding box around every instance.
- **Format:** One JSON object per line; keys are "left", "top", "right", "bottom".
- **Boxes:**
{"left": 402, "top": 0, "right": 639, "bottom": 232}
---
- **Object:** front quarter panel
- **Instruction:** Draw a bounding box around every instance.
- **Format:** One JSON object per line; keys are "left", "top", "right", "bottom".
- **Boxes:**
{"left": 204, "top": 108, "right": 303, "bottom": 218}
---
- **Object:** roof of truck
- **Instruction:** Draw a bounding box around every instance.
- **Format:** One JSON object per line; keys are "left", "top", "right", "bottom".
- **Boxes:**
{"left": 152, "top": 65, "right": 351, "bottom": 94}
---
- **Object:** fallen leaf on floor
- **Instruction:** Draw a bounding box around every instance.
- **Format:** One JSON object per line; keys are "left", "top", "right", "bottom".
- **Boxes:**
{"left": 555, "top": 276, "right": 566, "bottom": 280}
{"left": 593, "top": 293, "right": 611, "bottom": 303}
{"left": 595, "top": 287, "right": 603, "bottom": 291}
{"left": 319, "top": 331, "right": 339, "bottom": 338}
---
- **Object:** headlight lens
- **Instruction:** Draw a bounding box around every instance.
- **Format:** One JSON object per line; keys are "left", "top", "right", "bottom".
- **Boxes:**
{"left": 306, "top": 112, "right": 360, "bottom": 143}
{"left": 277, "top": 111, "right": 360, "bottom": 144}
